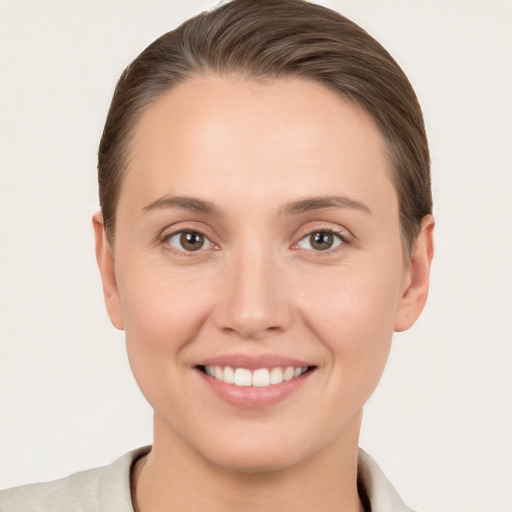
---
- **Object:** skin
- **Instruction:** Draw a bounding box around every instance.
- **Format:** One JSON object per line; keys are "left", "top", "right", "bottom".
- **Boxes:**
{"left": 94, "top": 75, "right": 434, "bottom": 512}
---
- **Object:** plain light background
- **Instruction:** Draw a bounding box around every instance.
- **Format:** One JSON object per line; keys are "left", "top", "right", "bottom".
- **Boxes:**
{"left": 1, "top": 1, "right": 511, "bottom": 510}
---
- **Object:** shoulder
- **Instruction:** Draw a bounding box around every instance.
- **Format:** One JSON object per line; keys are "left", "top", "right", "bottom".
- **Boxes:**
{"left": 357, "top": 448, "right": 417, "bottom": 512}
{"left": 0, "top": 466, "right": 105, "bottom": 512}
{"left": 0, "top": 447, "right": 150, "bottom": 512}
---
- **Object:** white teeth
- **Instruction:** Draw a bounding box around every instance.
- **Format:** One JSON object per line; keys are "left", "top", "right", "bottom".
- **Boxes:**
{"left": 252, "top": 368, "right": 270, "bottom": 387}
{"left": 234, "top": 368, "right": 252, "bottom": 387}
{"left": 223, "top": 366, "right": 235, "bottom": 384}
{"left": 283, "top": 367, "right": 295, "bottom": 381}
{"left": 203, "top": 365, "right": 309, "bottom": 387}
{"left": 270, "top": 367, "right": 284, "bottom": 384}
{"left": 214, "top": 366, "right": 223, "bottom": 380}
{"left": 295, "top": 367, "right": 308, "bottom": 377}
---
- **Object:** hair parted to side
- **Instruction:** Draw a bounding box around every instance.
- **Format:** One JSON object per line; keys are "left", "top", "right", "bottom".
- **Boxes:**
{"left": 98, "top": 0, "right": 432, "bottom": 253}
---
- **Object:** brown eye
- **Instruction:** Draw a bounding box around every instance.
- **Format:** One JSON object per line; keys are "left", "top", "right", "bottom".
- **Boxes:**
{"left": 298, "top": 231, "right": 343, "bottom": 251}
{"left": 166, "top": 230, "right": 212, "bottom": 252}
{"left": 310, "top": 232, "right": 333, "bottom": 250}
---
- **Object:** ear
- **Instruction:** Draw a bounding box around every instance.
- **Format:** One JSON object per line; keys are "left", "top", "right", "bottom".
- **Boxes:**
{"left": 394, "top": 214, "right": 435, "bottom": 332}
{"left": 92, "top": 211, "right": 124, "bottom": 330}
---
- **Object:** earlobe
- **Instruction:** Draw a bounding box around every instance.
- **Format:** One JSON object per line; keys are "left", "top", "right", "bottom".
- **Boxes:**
{"left": 92, "top": 211, "right": 125, "bottom": 330}
{"left": 394, "top": 215, "right": 435, "bottom": 332}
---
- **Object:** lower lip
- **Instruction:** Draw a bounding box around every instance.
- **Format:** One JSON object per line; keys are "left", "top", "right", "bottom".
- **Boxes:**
{"left": 197, "top": 369, "right": 313, "bottom": 409}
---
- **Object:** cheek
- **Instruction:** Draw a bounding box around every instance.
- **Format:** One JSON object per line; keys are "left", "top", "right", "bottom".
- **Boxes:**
{"left": 297, "top": 262, "right": 403, "bottom": 391}
{"left": 115, "top": 261, "right": 214, "bottom": 391}
{"left": 118, "top": 255, "right": 213, "bottom": 339}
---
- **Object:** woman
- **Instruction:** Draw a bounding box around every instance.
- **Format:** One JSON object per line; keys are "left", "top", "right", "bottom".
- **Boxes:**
{"left": 1, "top": 0, "right": 434, "bottom": 510}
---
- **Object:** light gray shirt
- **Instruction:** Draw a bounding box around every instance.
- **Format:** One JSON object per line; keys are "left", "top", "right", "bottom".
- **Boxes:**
{"left": 0, "top": 447, "right": 416, "bottom": 511}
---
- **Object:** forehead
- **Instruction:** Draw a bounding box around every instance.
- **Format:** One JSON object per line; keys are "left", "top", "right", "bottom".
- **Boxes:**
{"left": 121, "top": 74, "right": 395, "bottom": 214}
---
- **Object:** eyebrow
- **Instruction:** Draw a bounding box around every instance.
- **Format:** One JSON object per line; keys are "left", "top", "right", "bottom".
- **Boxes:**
{"left": 281, "top": 195, "right": 372, "bottom": 215}
{"left": 142, "top": 196, "right": 220, "bottom": 215}
{"left": 141, "top": 194, "right": 371, "bottom": 216}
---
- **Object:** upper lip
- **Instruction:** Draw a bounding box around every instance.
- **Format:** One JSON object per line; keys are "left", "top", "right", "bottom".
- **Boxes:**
{"left": 196, "top": 354, "right": 313, "bottom": 370}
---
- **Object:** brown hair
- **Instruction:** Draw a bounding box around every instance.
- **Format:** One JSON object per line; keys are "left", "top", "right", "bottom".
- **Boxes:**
{"left": 98, "top": 0, "right": 432, "bottom": 253}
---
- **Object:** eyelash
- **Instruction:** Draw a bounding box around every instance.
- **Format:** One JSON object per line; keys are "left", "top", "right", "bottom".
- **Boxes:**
{"left": 160, "top": 226, "right": 351, "bottom": 255}
{"left": 161, "top": 228, "right": 217, "bottom": 256}
{"left": 295, "top": 227, "right": 350, "bottom": 253}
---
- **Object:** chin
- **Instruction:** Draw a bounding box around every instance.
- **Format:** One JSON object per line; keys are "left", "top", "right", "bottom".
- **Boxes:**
{"left": 204, "top": 445, "right": 302, "bottom": 474}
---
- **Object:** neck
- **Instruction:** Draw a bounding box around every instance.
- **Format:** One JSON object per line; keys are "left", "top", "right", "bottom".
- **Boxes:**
{"left": 133, "top": 413, "right": 365, "bottom": 512}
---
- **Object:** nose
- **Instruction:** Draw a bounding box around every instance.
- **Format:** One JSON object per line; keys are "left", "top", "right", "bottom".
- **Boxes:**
{"left": 212, "top": 248, "right": 293, "bottom": 340}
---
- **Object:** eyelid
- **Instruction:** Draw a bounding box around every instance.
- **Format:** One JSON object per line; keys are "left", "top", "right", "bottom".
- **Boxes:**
{"left": 166, "top": 231, "right": 213, "bottom": 252}
{"left": 156, "top": 220, "right": 215, "bottom": 241}
{"left": 292, "top": 224, "right": 353, "bottom": 252}
{"left": 157, "top": 223, "right": 219, "bottom": 254}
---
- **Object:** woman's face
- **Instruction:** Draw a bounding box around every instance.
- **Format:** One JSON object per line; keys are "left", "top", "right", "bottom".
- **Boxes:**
{"left": 96, "top": 75, "right": 428, "bottom": 472}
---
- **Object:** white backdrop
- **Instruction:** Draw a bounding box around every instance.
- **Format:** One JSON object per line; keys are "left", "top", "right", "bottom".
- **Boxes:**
{"left": 0, "top": 1, "right": 511, "bottom": 510}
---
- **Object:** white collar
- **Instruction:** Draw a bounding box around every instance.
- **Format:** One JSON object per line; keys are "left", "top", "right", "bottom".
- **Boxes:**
{"left": 357, "top": 448, "right": 416, "bottom": 512}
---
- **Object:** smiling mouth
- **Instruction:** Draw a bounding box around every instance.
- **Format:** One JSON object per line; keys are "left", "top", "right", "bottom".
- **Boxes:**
{"left": 198, "top": 365, "right": 314, "bottom": 387}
